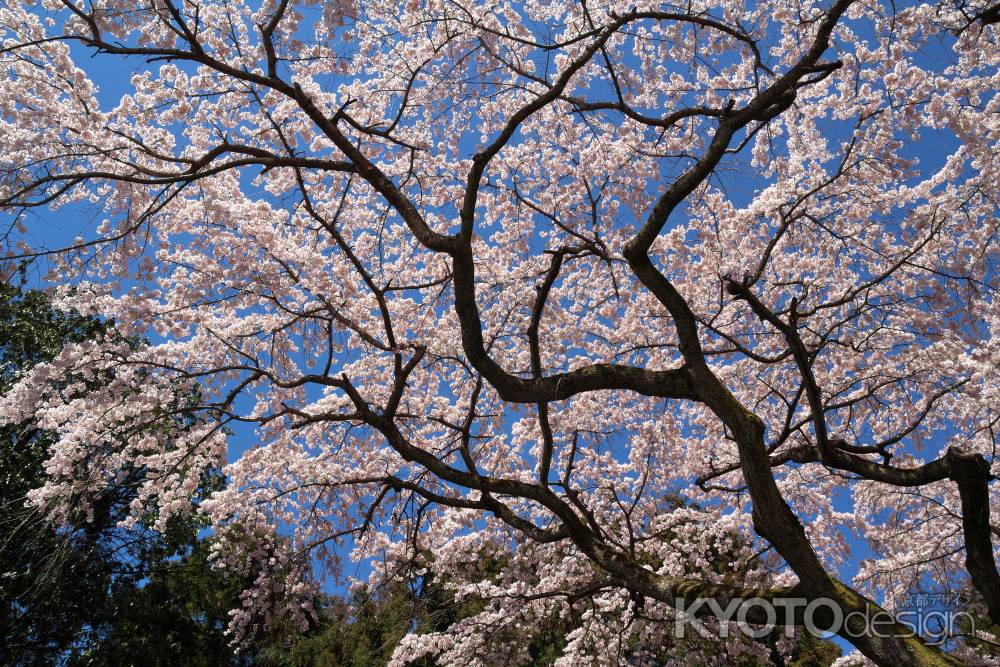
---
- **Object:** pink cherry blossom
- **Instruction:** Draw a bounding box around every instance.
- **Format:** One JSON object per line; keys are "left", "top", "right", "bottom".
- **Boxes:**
{"left": 1, "top": 1, "right": 998, "bottom": 664}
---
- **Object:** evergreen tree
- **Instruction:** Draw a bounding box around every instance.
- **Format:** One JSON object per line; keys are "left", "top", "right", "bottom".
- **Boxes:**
{"left": 0, "top": 282, "right": 247, "bottom": 666}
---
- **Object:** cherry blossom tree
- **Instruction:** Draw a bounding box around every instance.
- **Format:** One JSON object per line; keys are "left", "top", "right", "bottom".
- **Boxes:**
{"left": 1, "top": 0, "right": 998, "bottom": 665}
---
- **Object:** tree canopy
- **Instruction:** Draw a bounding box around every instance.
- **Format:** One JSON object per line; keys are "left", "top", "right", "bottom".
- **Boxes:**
{"left": 0, "top": 282, "right": 249, "bottom": 665}
{"left": 1, "top": 1, "right": 998, "bottom": 665}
